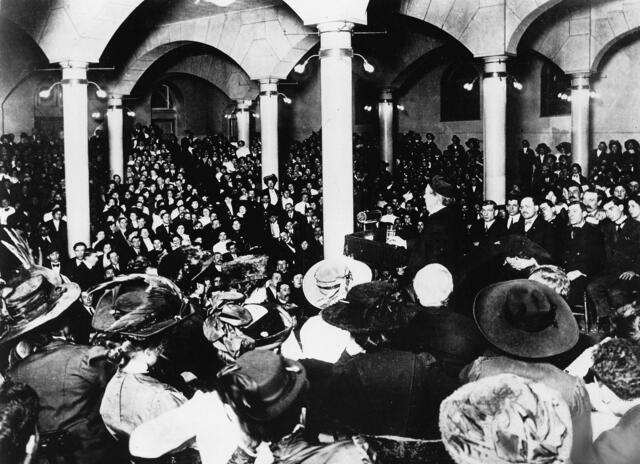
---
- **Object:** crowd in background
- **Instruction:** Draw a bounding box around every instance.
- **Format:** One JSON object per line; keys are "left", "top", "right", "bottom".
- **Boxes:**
{"left": 3, "top": 125, "right": 640, "bottom": 464}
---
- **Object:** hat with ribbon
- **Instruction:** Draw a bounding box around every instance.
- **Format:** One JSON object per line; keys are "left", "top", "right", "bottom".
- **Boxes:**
{"left": 473, "top": 279, "right": 578, "bottom": 358}
{"left": 0, "top": 229, "right": 80, "bottom": 346}
{"left": 302, "top": 256, "right": 372, "bottom": 310}
{"left": 322, "top": 281, "right": 419, "bottom": 335}
{"left": 217, "top": 350, "right": 307, "bottom": 422}
{"left": 439, "top": 374, "right": 573, "bottom": 464}
{"left": 89, "top": 273, "right": 195, "bottom": 339}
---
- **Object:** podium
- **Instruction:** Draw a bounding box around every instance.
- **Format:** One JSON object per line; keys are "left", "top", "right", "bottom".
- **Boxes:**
{"left": 344, "top": 231, "right": 407, "bottom": 269}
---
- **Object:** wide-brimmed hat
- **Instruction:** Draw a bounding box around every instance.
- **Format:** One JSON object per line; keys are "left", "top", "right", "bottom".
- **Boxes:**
{"left": 302, "top": 256, "right": 372, "bottom": 309}
{"left": 217, "top": 350, "right": 307, "bottom": 422}
{"left": 242, "top": 304, "right": 295, "bottom": 351}
{"left": 439, "top": 374, "right": 572, "bottom": 464}
{"left": 263, "top": 174, "right": 278, "bottom": 185}
{"left": 0, "top": 229, "right": 80, "bottom": 346}
{"left": 322, "top": 281, "right": 418, "bottom": 335}
{"left": 89, "top": 274, "right": 195, "bottom": 339}
{"left": 502, "top": 235, "right": 552, "bottom": 263}
{"left": 473, "top": 279, "right": 578, "bottom": 358}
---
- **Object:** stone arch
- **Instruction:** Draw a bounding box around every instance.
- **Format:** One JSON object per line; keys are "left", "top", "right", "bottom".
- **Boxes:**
{"left": 119, "top": 4, "right": 315, "bottom": 81}
{"left": 506, "top": 0, "right": 566, "bottom": 54}
{"left": 111, "top": 42, "right": 258, "bottom": 100}
{"left": 0, "top": 0, "right": 144, "bottom": 63}
{"left": 591, "top": 26, "right": 640, "bottom": 72}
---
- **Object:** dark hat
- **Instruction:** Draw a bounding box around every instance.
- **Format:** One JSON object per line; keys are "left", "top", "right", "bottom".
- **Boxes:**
{"left": 0, "top": 229, "right": 80, "bottom": 346}
{"left": 322, "top": 281, "right": 418, "bottom": 335}
{"left": 502, "top": 235, "right": 552, "bottom": 263}
{"left": 89, "top": 274, "right": 195, "bottom": 339}
{"left": 535, "top": 143, "right": 550, "bottom": 154}
{"left": 217, "top": 350, "right": 307, "bottom": 421}
{"left": 473, "top": 279, "right": 578, "bottom": 358}
{"left": 430, "top": 175, "right": 456, "bottom": 198}
{"left": 556, "top": 142, "right": 572, "bottom": 153}
{"left": 263, "top": 174, "right": 278, "bottom": 185}
{"left": 242, "top": 304, "right": 295, "bottom": 350}
{"left": 465, "top": 138, "right": 480, "bottom": 148}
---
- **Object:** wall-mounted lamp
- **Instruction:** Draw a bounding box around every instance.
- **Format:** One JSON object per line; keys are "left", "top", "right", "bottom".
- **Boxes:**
{"left": 91, "top": 111, "right": 103, "bottom": 120}
{"left": 279, "top": 93, "right": 292, "bottom": 104}
{"left": 557, "top": 90, "right": 599, "bottom": 102}
{"left": 294, "top": 51, "right": 375, "bottom": 74}
{"left": 39, "top": 80, "right": 108, "bottom": 99}
{"left": 463, "top": 76, "right": 523, "bottom": 91}
{"left": 363, "top": 105, "right": 373, "bottom": 112}
{"left": 396, "top": 104, "right": 405, "bottom": 111}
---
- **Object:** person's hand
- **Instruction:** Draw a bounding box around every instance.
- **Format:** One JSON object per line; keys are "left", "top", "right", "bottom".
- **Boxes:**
{"left": 387, "top": 236, "right": 407, "bottom": 248}
{"left": 567, "top": 270, "right": 586, "bottom": 281}
{"left": 620, "top": 271, "right": 638, "bottom": 280}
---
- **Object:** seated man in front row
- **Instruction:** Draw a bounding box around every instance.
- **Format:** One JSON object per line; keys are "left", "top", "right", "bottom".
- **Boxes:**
{"left": 587, "top": 196, "right": 640, "bottom": 330}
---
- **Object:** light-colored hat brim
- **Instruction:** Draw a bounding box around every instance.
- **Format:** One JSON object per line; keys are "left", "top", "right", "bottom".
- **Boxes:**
{"left": 302, "top": 256, "right": 372, "bottom": 309}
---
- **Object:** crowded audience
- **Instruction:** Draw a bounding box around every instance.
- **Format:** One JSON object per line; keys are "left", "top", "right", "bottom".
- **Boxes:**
{"left": 1, "top": 124, "right": 640, "bottom": 463}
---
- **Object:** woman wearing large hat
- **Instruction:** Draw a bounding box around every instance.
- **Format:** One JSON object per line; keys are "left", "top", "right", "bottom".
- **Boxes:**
{"left": 2, "top": 229, "right": 122, "bottom": 464}
{"left": 88, "top": 273, "right": 198, "bottom": 462}
{"left": 313, "top": 281, "right": 459, "bottom": 441}
{"left": 298, "top": 256, "right": 372, "bottom": 362}
{"left": 463, "top": 279, "right": 595, "bottom": 464}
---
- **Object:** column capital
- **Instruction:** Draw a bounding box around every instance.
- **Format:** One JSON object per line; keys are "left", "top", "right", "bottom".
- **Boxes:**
{"left": 60, "top": 61, "right": 88, "bottom": 81}
{"left": 379, "top": 88, "right": 393, "bottom": 101}
{"left": 570, "top": 73, "right": 591, "bottom": 89}
{"left": 483, "top": 55, "right": 508, "bottom": 74}
{"left": 108, "top": 95, "right": 123, "bottom": 108}
{"left": 317, "top": 21, "right": 354, "bottom": 34}
{"left": 236, "top": 99, "right": 253, "bottom": 110}
{"left": 259, "top": 79, "right": 279, "bottom": 94}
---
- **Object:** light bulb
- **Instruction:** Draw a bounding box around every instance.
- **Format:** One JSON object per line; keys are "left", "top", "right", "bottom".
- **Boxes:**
{"left": 363, "top": 61, "right": 375, "bottom": 73}
{"left": 512, "top": 81, "right": 523, "bottom": 90}
{"left": 396, "top": 104, "right": 405, "bottom": 111}
{"left": 283, "top": 96, "right": 292, "bottom": 104}
{"left": 96, "top": 89, "right": 107, "bottom": 99}
{"left": 127, "top": 111, "right": 136, "bottom": 117}
{"left": 463, "top": 83, "right": 473, "bottom": 91}
{"left": 294, "top": 63, "right": 306, "bottom": 74}
{"left": 39, "top": 89, "right": 51, "bottom": 99}
{"left": 91, "top": 111, "right": 102, "bottom": 119}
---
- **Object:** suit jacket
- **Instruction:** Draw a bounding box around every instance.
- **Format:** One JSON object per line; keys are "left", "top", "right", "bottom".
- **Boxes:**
{"left": 259, "top": 187, "right": 280, "bottom": 206}
{"left": 602, "top": 218, "right": 640, "bottom": 273}
{"left": 8, "top": 341, "right": 121, "bottom": 464}
{"left": 45, "top": 219, "right": 67, "bottom": 252}
{"left": 62, "top": 258, "right": 97, "bottom": 289}
{"left": 517, "top": 148, "right": 536, "bottom": 187}
{"left": 512, "top": 215, "right": 557, "bottom": 258}
{"left": 154, "top": 224, "right": 173, "bottom": 246}
{"left": 470, "top": 218, "right": 507, "bottom": 251}
{"left": 559, "top": 223, "right": 604, "bottom": 277}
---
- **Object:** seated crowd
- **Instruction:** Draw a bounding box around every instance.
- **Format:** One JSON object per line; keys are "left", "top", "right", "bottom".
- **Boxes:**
{"left": 1, "top": 125, "right": 640, "bottom": 464}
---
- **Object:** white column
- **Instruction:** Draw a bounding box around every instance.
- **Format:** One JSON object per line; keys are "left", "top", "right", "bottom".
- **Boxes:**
{"left": 378, "top": 88, "right": 394, "bottom": 173}
{"left": 236, "top": 99, "right": 252, "bottom": 146}
{"left": 61, "top": 61, "right": 91, "bottom": 256}
{"left": 319, "top": 21, "right": 355, "bottom": 259}
{"left": 259, "top": 79, "right": 279, "bottom": 188}
{"left": 482, "top": 56, "right": 508, "bottom": 204}
{"left": 570, "top": 73, "right": 591, "bottom": 174}
{"left": 107, "top": 95, "right": 124, "bottom": 180}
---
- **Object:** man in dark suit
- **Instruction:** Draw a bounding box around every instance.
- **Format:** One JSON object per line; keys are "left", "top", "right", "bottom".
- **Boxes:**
{"left": 505, "top": 196, "right": 522, "bottom": 232}
{"left": 45, "top": 208, "right": 67, "bottom": 255}
{"left": 280, "top": 203, "right": 305, "bottom": 229}
{"left": 589, "top": 141, "right": 609, "bottom": 171}
{"left": 587, "top": 197, "right": 640, "bottom": 327}
{"left": 559, "top": 201, "right": 605, "bottom": 307}
{"left": 62, "top": 242, "right": 94, "bottom": 290}
{"left": 516, "top": 139, "right": 536, "bottom": 193}
{"left": 154, "top": 211, "right": 173, "bottom": 247}
{"left": 512, "top": 196, "right": 556, "bottom": 258}
{"left": 470, "top": 200, "right": 507, "bottom": 255}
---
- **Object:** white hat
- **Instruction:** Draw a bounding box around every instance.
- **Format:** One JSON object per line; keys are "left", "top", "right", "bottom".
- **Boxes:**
{"left": 412, "top": 263, "right": 453, "bottom": 307}
{"left": 302, "top": 256, "right": 372, "bottom": 309}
